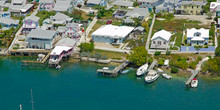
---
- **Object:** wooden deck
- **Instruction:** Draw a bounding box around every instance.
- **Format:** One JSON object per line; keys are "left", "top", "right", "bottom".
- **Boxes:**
{"left": 147, "top": 60, "right": 158, "bottom": 72}
{"left": 97, "top": 61, "right": 130, "bottom": 77}
{"left": 185, "top": 70, "right": 199, "bottom": 85}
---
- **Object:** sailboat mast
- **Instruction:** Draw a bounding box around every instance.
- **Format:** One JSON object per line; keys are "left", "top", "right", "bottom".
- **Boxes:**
{"left": 20, "top": 104, "right": 22, "bottom": 110}
{"left": 30, "top": 89, "right": 34, "bottom": 110}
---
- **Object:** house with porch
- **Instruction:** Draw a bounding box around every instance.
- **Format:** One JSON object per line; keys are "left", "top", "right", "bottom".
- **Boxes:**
{"left": 91, "top": 25, "right": 134, "bottom": 44}
{"left": 0, "top": 11, "right": 11, "bottom": 18}
{"left": 39, "top": 0, "right": 55, "bottom": 12}
{"left": 150, "top": 30, "right": 172, "bottom": 49}
{"left": 179, "top": 1, "right": 206, "bottom": 15}
{"left": 9, "top": 0, "right": 34, "bottom": 16}
{"left": 65, "top": 22, "right": 81, "bottom": 39}
{"left": 112, "top": 0, "right": 134, "bottom": 9}
{"left": 125, "top": 8, "right": 150, "bottom": 20}
{"left": 22, "top": 15, "right": 40, "bottom": 34}
{"left": 87, "top": 0, "right": 106, "bottom": 7}
{"left": 50, "top": 12, "right": 73, "bottom": 24}
{"left": 53, "top": 0, "right": 73, "bottom": 13}
{"left": 0, "top": 17, "right": 19, "bottom": 30}
{"left": 49, "top": 37, "right": 77, "bottom": 65}
{"left": 113, "top": 10, "right": 127, "bottom": 19}
{"left": 25, "top": 29, "right": 58, "bottom": 49}
{"left": 186, "top": 28, "right": 209, "bottom": 46}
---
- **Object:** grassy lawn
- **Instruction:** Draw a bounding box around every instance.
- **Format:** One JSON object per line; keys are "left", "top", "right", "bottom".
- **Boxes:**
{"left": 93, "top": 49, "right": 126, "bottom": 60}
{"left": 36, "top": 11, "right": 56, "bottom": 26}
{"left": 153, "top": 18, "right": 208, "bottom": 48}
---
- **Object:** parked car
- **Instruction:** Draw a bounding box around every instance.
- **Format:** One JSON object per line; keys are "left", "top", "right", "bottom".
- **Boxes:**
{"left": 106, "top": 20, "right": 112, "bottom": 24}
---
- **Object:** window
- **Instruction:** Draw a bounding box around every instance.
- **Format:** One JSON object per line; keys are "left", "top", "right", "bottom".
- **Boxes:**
{"left": 192, "top": 6, "right": 193, "bottom": 9}
{"left": 197, "top": 6, "right": 199, "bottom": 8}
{"left": 158, "top": 41, "right": 161, "bottom": 45}
{"left": 153, "top": 41, "right": 155, "bottom": 44}
{"left": 164, "top": 42, "right": 166, "bottom": 44}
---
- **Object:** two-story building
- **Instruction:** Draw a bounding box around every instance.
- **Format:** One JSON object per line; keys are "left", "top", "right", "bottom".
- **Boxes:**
{"left": 186, "top": 28, "right": 209, "bottom": 46}
{"left": 65, "top": 22, "right": 81, "bottom": 39}
{"left": 53, "top": 0, "right": 73, "bottom": 13}
{"left": 22, "top": 15, "right": 40, "bottom": 34}
{"left": 87, "top": 0, "right": 107, "bottom": 7}
{"left": 179, "top": 1, "right": 206, "bottom": 15}
{"left": 39, "top": 0, "right": 55, "bottom": 12}
{"left": 50, "top": 12, "right": 73, "bottom": 24}
{"left": 25, "top": 29, "right": 58, "bottom": 49}
{"left": 0, "top": 17, "right": 19, "bottom": 30}
{"left": 9, "top": 0, "right": 34, "bottom": 16}
{"left": 112, "top": 1, "right": 134, "bottom": 9}
{"left": 0, "top": 11, "right": 11, "bottom": 18}
{"left": 150, "top": 29, "right": 172, "bottom": 49}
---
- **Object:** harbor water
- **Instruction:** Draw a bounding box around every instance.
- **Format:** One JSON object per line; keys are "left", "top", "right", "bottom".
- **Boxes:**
{"left": 0, "top": 57, "right": 220, "bottom": 110}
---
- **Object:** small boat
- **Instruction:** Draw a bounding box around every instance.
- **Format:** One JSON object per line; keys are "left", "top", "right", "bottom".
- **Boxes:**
{"left": 145, "top": 70, "right": 160, "bottom": 83}
{"left": 121, "top": 70, "right": 129, "bottom": 74}
{"left": 191, "top": 78, "right": 198, "bottom": 88}
{"left": 56, "top": 65, "right": 61, "bottom": 69}
{"left": 162, "top": 73, "right": 172, "bottom": 79}
{"left": 136, "top": 63, "right": 148, "bottom": 76}
{"left": 157, "top": 68, "right": 164, "bottom": 73}
{"left": 103, "top": 67, "right": 109, "bottom": 70}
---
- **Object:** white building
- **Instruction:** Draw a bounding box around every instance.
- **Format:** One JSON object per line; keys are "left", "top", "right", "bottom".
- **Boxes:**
{"left": 151, "top": 30, "right": 172, "bottom": 49}
{"left": 186, "top": 28, "right": 209, "bottom": 46}
{"left": 91, "top": 25, "right": 134, "bottom": 44}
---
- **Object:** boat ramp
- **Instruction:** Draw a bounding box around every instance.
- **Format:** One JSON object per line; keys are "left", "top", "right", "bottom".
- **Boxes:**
{"left": 97, "top": 61, "right": 130, "bottom": 77}
{"left": 185, "top": 70, "right": 199, "bottom": 85}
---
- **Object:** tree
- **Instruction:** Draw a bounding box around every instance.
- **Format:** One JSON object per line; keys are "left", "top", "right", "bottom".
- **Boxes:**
{"left": 127, "top": 46, "right": 148, "bottom": 66}
{"left": 133, "top": 17, "right": 141, "bottom": 26}
{"left": 153, "top": 6, "right": 156, "bottom": 14}
{"left": 154, "top": 51, "right": 161, "bottom": 56}
{"left": 78, "top": 42, "right": 94, "bottom": 52}
{"left": 84, "top": 0, "right": 88, "bottom": 6}
{"left": 202, "top": 58, "right": 219, "bottom": 74}
{"left": 207, "top": 11, "right": 213, "bottom": 19}
{"left": 215, "top": 46, "right": 220, "bottom": 57}
{"left": 171, "top": 67, "right": 178, "bottom": 73}
{"left": 133, "top": 1, "right": 139, "bottom": 7}
{"left": 77, "top": 4, "right": 82, "bottom": 10}
{"left": 0, "top": 25, "right": 2, "bottom": 34}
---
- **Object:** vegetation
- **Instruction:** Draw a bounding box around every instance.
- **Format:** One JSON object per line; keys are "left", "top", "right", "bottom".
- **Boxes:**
{"left": 127, "top": 46, "right": 148, "bottom": 66}
{"left": 3, "top": 7, "right": 8, "bottom": 11}
{"left": 92, "top": 49, "right": 126, "bottom": 60}
{"left": 63, "top": 9, "right": 84, "bottom": 20}
{"left": 78, "top": 42, "right": 94, "bottom": 52}
{"left": 158, "top": 58, "right": 165, "bottom": 66}
{"left": 166, "top": 51, "right": 171, "bottom": 55}
{"left": 154, "top": 51, "right": 161, "bottom": 56}
{"left": 171, "top": 67, "right": 178, "bottom": 73}
{"left": 202, "top": 58, "right": 220, "bottom": 75}
{"left": 36, "top": 11, "right": 56, "bottom": 26}
{"left": 97, "top": 7, "right": 114, "bottom": 19}
{"left": 133, "top": 1, "right": 139, "bottom": 7}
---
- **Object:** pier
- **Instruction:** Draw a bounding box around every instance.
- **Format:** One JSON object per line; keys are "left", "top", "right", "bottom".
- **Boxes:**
{"left": 147, "top": 60, "right": 158, "bottom": 72}
{"left": 185, "top": 70, "right": 199, "bottom": 85}
{"left": 97, "top": 61, "right": 130, "bottom": 77}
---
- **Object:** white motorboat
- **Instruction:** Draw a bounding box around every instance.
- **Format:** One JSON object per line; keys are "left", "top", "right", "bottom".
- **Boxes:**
{"left": 103, "top": 67, "right": 109, "bottom": 70}
{"left": 157, "top": 68, "right": 164, "bottom": 73}
{"left": 191, "top": 78, "right": 198, "bottom": 88}
{"left": 162, "top": 73, "right": 172, "bottom": 79}
{"left": 145, "top": 70, "right": 160, "bottom": 83}
{"left": 56, "top": 65, "right": 61, "bottom": 70}
{"left": 136, "top": 63, "right": 148, "bottom": 76}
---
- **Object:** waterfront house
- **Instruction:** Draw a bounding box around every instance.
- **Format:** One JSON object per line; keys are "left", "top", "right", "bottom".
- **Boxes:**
{"left": 65, "top": 22, "right": 81, "bottom": 39}
{"left": 0, "top": 17, "right": 19, "bottom": 30}
{"left": 49, "top": 37, "right": 77, "bottom": 65}
{"left": 112, "top": 0, "right": 134, "bottom": 9}
{"left": 125, "top": 8, "right": 149, "bottom": 20}
{"left": 53, "top": 0, "right": 73, "bottom": 13}
{"left": 87, "top": 0, "right": 106, "bottom": 7}
{"left": 113, "top": 10, "right": 127, "bottom": 19}
{"left": 150, "top": 30, "right": 172, "bottom": 49}
{"left": 91, "top": 25, "right": 134, "bottom": 44}
{"left": 39, "top": 0, "right": 55, "bottom": 12}
{"left": 179, "top": 1, "right": 206, "bottom": 15}
{"left": 50, "top": 12, "right": 73, "bottom": 24}
{"left": 25, "top": 29, "right": 58, "bottom": 49}
{"left": 22, "top": 15, "right": 40, "bottom": 34}
{"left": 186, "top": 28, "right": 209, "bottom": 46}
{"left": 9, "top": 0, "right": 34, "bottom": 16}
{"left": 0, "top": 11, "right": 11, "bottom": 18}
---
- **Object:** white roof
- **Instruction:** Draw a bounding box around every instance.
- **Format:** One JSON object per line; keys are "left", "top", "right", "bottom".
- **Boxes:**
{"left": 164, "top": 60, "right": 169, "bottom": 66}
{"left": 187, "top": 28, "right": 209, "bottom": 39}
{"left": 50, "top": 46, "right": 72, "bottom": 55}
{"left": 91, "top": 25, "right": 134, "bottom": 38}
{"left": 151, "top": 30, "right": 172, "bottom": 41}
{"left": 191, "top": 37, "right": 205, "bottom": 41}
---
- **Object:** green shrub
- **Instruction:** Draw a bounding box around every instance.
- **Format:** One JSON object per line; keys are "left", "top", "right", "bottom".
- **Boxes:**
{"left": 147, "top": 58, "right": 153, "bottom": 64}
{"left": 197, "top": 56, "right": 202, "bottom": 61}
{"left": 166, "top": 51, "right": 171, "bottom": 55}
{"left": 78, "top": 42, "right": 94, "bottom": 52}
{"left": 158, "top": 58, "right": 165, "bottom": 66}
{"left": 171, "top": 67, "right": 178, "bottom": 73}
{"left": 189, "top": 61, "right": 197, "bottom": 69}
{"left": 154, "top": 51, "right": 161, "bottom": 56}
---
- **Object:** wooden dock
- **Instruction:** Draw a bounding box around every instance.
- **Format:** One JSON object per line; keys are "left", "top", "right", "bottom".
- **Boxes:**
{"left": 185, "top": 70, "right": 199, "bottom": 85}
{"left": 21, "top": 51, "right": 51, "bottom": 67}
{"left": 97, "top": 61, "right": 130, "bottom": 77}
{"left": 147, "top": 60, "right": 158, "bottom": 72}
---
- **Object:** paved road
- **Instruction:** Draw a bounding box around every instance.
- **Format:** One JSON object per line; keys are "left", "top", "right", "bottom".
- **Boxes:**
{"left": 79, "top": 16, "right": 97, "bottom": 44}
{"left": 8, "top": 8, "right": 39, "bottom": 53}
{"left": 145, "top": 14, "right": 156, "bottom": 51}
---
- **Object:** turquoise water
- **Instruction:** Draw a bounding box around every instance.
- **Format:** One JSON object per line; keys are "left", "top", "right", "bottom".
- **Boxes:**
{"left": 0, "top": 57, "right": 220, "bottom": 110}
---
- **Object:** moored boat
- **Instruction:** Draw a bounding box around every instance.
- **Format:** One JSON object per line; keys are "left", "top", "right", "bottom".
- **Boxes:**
{"left": 145, "top": 70, "right": 160, "bottom": 83}
{"left": 162, "top": 73, "right": 172, "bottom": 79}
{"left": 191, "top": 78, "right": 198, "bottom": 88}
{"left": 103, "top": 67, "right": 109, "bottom": 70}
{"left": 121, "top": 70, "right": 129, "bottom": 74}
{"left": 136, "top": 63, "right": 148, "bottom": 76}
